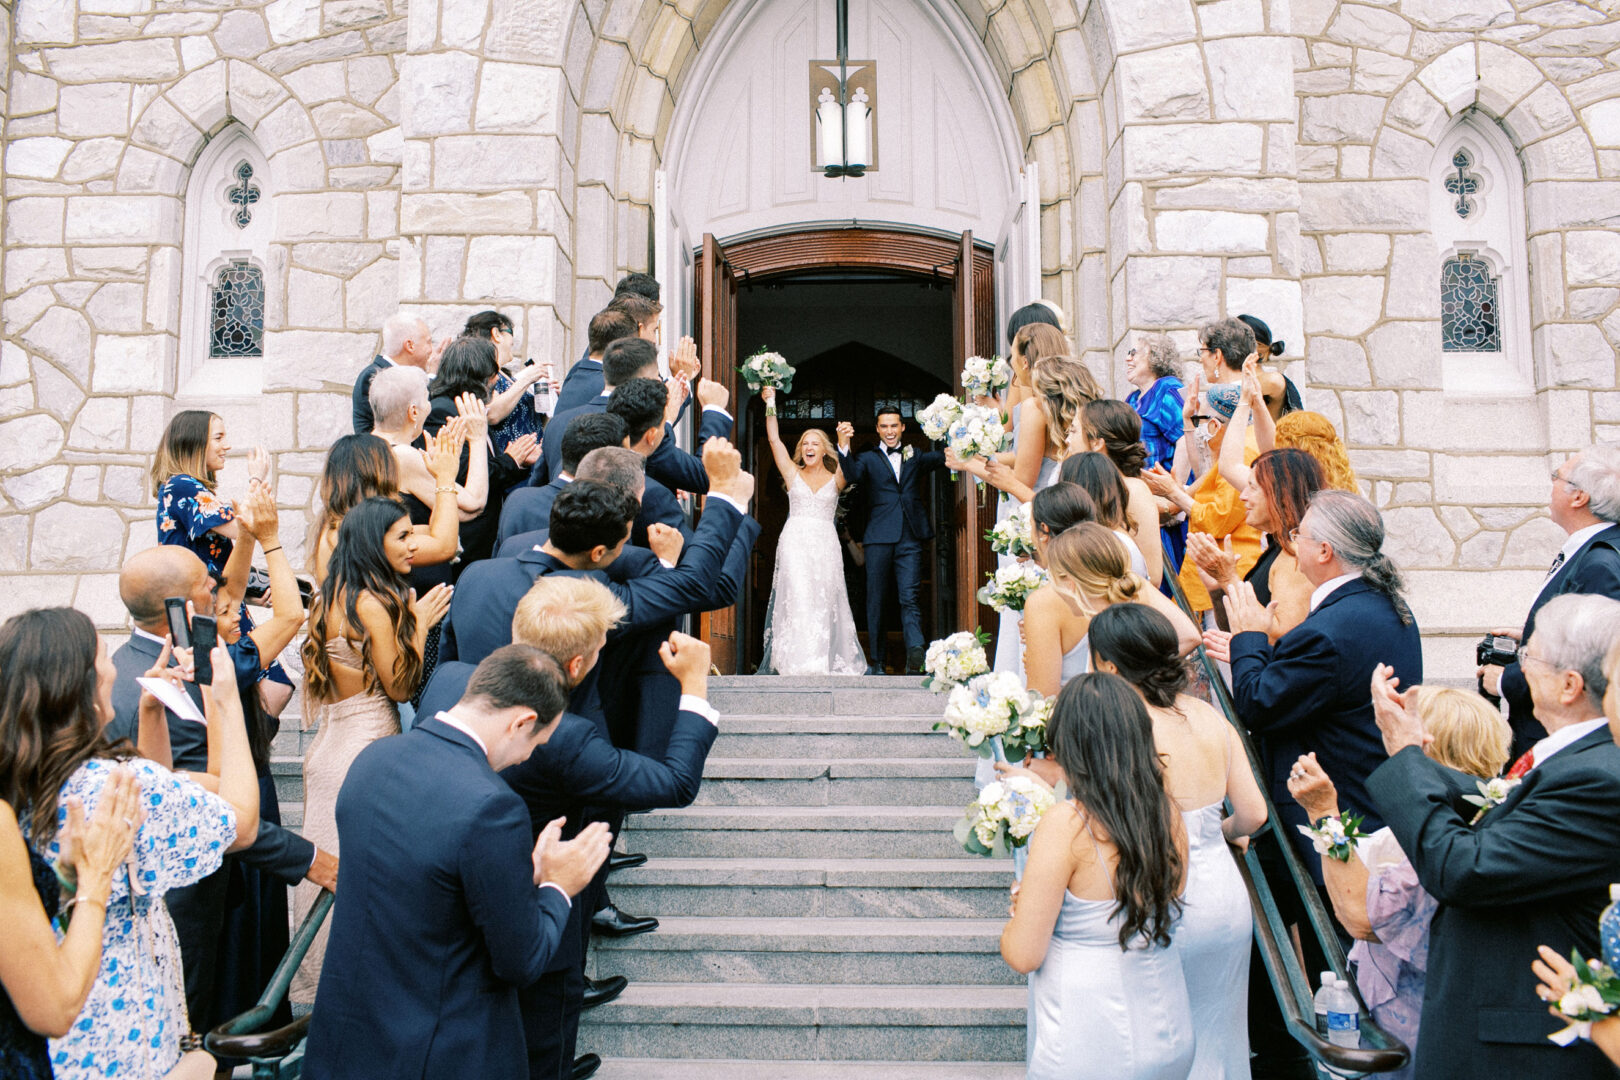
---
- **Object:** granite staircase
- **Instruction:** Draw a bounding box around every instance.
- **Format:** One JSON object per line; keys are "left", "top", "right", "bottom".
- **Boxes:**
{"left": 583, "top": 675, "right": 1026, "bottom": 1079}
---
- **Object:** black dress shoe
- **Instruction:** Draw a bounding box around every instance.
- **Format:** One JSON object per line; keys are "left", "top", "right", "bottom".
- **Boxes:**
{"left": 582, "top": 974, "right": 628, "bottom": 1010}
{"left": 608, "top": 851, "right": 647, "bottom": 873}
{"left": 572, "top": 1053, "right": 602, "bottom": 1080}
{"left": 905, "top": 646, "right": 926, "bottom": 674}
{"left": 591, "top": 903, "right": 659, "bottom": 937}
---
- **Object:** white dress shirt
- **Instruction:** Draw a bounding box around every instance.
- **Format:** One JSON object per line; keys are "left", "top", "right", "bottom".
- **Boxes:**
{"left": 678, "top": 694, "right": 721, "bottom": 728}
{"left": 1529, "top": 716, "right": 1609, "bottom": 768}
{"left": 1308, "top": 572, "right": 1361, "bottom": 613}
{"left": 882, "top": 443, "right": 904, "bottom": 481}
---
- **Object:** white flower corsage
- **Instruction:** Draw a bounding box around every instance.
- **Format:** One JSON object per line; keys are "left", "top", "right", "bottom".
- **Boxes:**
{"left": 1462, "top": 776, "right": 1521, "bottom": 824}
{"left": 1296, "top": 813, "right": 1366, "bottom": 863}
{"left": 1549, "top": 951, "right": 1620, "bottom": 1046}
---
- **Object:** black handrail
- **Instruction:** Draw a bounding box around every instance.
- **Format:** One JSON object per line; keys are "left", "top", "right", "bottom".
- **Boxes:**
{"left": 1161, "top": 545, "right": 1409, "bottom": 1073}
{"left": 206, "top": 890, "right": 334, "bottom": 1078}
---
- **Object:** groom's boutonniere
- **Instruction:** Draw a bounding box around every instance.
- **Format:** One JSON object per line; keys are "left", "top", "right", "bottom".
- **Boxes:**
{"left": 902, "top": 445, "right": 915, "bottom": 462}
{"left": 1462, "top": 776, "right": 1520, "bottom": 824}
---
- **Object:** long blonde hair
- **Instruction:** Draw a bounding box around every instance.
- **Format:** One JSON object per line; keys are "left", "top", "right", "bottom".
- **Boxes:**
{"left": 790, "top": 428, "right": 837, "bottom": 484}
{"left": 1031, "top": 358, "right": 1103, "bottom": 459}
{"left": 1046, "top": 522, "right": 1140, "bottom": 613}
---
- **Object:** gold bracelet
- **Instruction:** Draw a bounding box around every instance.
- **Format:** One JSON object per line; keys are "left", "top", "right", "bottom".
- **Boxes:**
{"left": 435, "top": 486, "right": 456, "bottom": 493}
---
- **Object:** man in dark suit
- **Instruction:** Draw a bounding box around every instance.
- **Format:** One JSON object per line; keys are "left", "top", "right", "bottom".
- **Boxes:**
{"left": 555, "top": 276, "right": 660, "bottom": 414}
{"left": 418, "top": 580, "right": 721, "bottom": 1080}
{"left": 1367, "top": 593, "right": 1620, "bottom": 1080}
{"left": 303, "top": 646, "right": 611, "bottom": 1080}
{"left": 351, "top": 312, "right": 438, "bottom": 433}
{"left": 834, "top": 408, "right": 946, "bottom": 673}
{"left": 445, "top": 441, "right": 756, "bottom": 668}
{"left": 1481, "top": 445, "right": 1620, "bottom": 757}
{"left": 554, "top": 307, "right": 640, "bottom": 417}
{"left": 498, "top": 412, "right": 629, "bottom": 551}
{"left": 106, "top": 546, "right": 336, "bottom": 1029}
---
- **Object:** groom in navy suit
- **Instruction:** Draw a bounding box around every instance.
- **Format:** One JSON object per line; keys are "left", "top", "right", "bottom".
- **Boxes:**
{"left": 836, "top": 408, "right": 945, "bottom": 674}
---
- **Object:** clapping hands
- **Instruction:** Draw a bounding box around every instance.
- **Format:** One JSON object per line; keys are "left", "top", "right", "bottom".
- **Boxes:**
{"left": 503, "top": 432, "right": 541, "bottom": 467}
{"left": 1220, "top": 580, "right": 1274, "bottom": 636}
{"left": 1370, "top": 663, "right": 1429, "bottom": 756}
{"left": 532, "top": 817, "right": 613, "bottom": 897}
{"left": 411, "top": 583, "right": 454, "bottom": 630}
{"left": 454, "top": 392, "right": 489, "bottom": 438}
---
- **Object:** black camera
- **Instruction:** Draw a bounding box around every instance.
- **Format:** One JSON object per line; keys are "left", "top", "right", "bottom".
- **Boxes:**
{"left": 1476, "top": 633, "right": 1519, "bottom": 668}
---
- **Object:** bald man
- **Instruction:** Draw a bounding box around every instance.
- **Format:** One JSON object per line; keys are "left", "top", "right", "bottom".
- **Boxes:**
{"left": 109, "top": 545, "right": 331, "bottom": 1034}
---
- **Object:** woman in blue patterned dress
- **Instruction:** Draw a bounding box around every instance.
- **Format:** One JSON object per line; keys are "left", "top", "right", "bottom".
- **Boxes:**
{"left": 1123, "top": 334, "right": 1187, "bottom": 575}
{"left": 1, "top": 608, "right": 262, "bottom": 1080}
{"left": 461, "top": 309, "right": 551, "bottom": 460}
{"left": 151, "top": 410, "right": 268, "bottom": 582}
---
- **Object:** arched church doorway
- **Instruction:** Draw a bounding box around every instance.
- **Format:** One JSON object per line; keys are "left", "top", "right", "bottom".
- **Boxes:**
{"left": 694, "top": 226, "right": 999, "bottom": 674}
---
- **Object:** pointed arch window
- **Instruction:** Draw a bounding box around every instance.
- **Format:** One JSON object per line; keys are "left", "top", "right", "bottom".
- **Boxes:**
{"left": 1430, "top": 113, "right": 1530, "bottom": 395}
{"left": 209, "top": 260, "right": 264, "bottom": 357}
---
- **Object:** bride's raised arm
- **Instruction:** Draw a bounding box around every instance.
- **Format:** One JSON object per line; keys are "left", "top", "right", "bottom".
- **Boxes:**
{"left": 761, "top": 387, "right": 798, "bottom": 481}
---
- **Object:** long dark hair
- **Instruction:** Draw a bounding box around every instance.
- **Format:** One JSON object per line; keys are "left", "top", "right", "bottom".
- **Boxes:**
{"left": 0, "top": 609, "right": 131, "bottom": 845}
{"left": 150, "top": 408, "right": 219, "bottom": 496}
{"left": 302, "top": 497, "right": 421, "bottom": 701}
{"left": 1087, "top": 604, "right": 1190, "bottom": 709}
{"left": 1081, "top": 399, "right": 1148, "bottom": 477}
{"left": 1060, "top": 451, "right": 1132, "bottom": 533}
{"left": 1048, "top": 672, "right": 1183, "bottom": 949}
{"left": 1252, "top": 448, "right": 1324, "bottom": 554}
{"left": 314, "top": 434, "right": 399, "bottom": 545}
{"left": 427, "top": 336, "right": 499, "bottom": 402}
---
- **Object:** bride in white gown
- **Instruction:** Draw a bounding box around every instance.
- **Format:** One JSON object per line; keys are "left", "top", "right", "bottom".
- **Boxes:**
{"left": 757, "top": 387, "right": 868, "bottom": 676}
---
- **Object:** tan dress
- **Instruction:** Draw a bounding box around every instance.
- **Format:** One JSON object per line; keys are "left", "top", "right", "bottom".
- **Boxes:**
{"left": 290, "top": 637, "right": 400, "bottom": 1004}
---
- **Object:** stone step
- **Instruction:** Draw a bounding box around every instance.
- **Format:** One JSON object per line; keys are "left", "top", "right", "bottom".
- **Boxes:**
{"left": 590, "top": 916, "right": 1019, "bottom": 985}
{"left": 596, "top": 1059, "right": 1026, "bottom": 1079}
{"left": 708, "top": 677, "right": 938, "bottom": 717}
{"left": 280, "top": 801, "right": 304, "bottom": 830}
{"left": 578, "top": 983, "right": 1026, "bottom": 1062}
{"left": 626, "top": 805, "right": 972, "bottom": 859}
{"left": 694, "top": 757, "right": 976, "bottom": 806}
{"left": 609, "top": 857, "right": 1011, "bottom": 919}
{"left": 712, "top": 717, "right": 957, "bottom": 759}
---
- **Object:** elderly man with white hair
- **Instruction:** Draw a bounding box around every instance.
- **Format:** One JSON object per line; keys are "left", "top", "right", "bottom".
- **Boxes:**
{"left": 1480, "top": 443, "right": 1620, "bottom": 757}
{"left": 352, "top": 311, "right": 445, "bottom": 433}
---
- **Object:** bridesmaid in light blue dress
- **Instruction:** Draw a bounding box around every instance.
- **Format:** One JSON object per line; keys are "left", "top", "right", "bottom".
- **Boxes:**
{"left": 1001, "top": 672, "right": 1194, "bottom": 1080}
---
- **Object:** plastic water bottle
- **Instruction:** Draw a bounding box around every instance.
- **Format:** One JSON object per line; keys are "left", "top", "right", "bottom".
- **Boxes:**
{"left": 1325, "top": 975, "right": 1361, "bottom": 1048}
{"left": 1313, "top": 972, "right": 1336, "bottom": 1035}
{"left": 1601, "top": 884, "right": 1620, "bottom": 970}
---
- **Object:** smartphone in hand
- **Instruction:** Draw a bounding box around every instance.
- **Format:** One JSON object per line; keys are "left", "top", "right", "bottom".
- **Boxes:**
{"left": 190, "top": 615, "right": 217, "bottom": 686}
{"left": 164, "top": 597, "right": 191, "bottom": 649}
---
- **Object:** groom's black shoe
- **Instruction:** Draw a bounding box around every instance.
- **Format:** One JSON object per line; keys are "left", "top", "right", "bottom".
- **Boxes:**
{"left": 572, "top": 1053, "right": 602, "bottom": 1079}
{"left": 582, "top": 975, "right": 629, "bottom": 1010}
{"left": 608, "top": 851, "right": 647, "bottom": 873}
{"left": 592, "top": 903, "right": 659, "bottom": 937}
{"left": 905, "top": 646, "right": 926, "bottom": 675}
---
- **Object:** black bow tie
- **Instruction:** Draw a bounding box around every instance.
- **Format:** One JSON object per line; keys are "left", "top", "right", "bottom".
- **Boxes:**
{"left": 884, "top": 445, "right": 903, "bottom": 456}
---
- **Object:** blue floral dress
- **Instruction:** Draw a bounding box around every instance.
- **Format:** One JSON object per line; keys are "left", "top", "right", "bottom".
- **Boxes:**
{"left": 156, "top": 473, "right": 235, "bottom": 581}
{"left": 489, "top": 373, "right": 540, "bottom": 455}
{"left": 31, "top": 759, "right": 236, "bottom": 1080}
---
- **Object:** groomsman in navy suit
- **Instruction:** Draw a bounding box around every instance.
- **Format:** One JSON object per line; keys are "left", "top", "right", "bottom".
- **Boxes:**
{"left": 835, "top": 408, "right": 946, "bottom": 674}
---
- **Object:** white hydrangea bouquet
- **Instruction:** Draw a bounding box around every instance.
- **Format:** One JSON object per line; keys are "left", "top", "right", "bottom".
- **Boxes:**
{"left": 955, "top": 775, "right": 1055, "bottom": 878}
{"left": 921, "top": 629, "right": 991, "bottom": 692}
{"left": 1548, "top": 950, "right": 1620, "bottom": 1046}
{"left": 917, "top": 393, "right": 963, "bottom": 442}
{"left": 936, "top": 671, "right": 1034, "bottom": 758}
{"left": 977, "top": 562, "right": 1046, "bottom": 613}
{"left": 946, "top": 403, "right": 1008, "bottom": 469}
{"left": 961, "top": 354, "right": 1012, "bottom": 399}
{"left": 739, "top": 348, "right": 796, "bottom": 394}
{"left": 1002, "top": 692, "right": 1052, "bottom": 761}
{"left": 985, "top": 502, "right": 1036, "bottom": 558}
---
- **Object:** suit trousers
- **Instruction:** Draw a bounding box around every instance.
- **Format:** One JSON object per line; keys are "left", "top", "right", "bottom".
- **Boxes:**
{"left": 166, "top": 863, "right": 230, "bottom": 1033}
{"left": 520, "top": 964, "right": 584, "bottom": 1080}
{"left": 863, "top": 530, "right": 925, "bottom": 662}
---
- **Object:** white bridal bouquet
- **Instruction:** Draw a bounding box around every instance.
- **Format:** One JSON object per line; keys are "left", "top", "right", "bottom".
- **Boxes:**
{"left": 985, "top": 502, "right": 1036, "bottom": 558}
{"left": 921, "top": 629, "right": 991, "bottom": 692}
{"left": 739, "top": 348, "right": 796, "bottom": 394}
{"left": 960, "top": 354, "right": 1012, "bottom": 399}
{"left": 917, "top": 393, "right": 963, "bottom": 442}
{"left": 976, "top": 562, "right": 1046, "bottom": 613}
{"left": 955, "top": 776, "right": 1055, "bottom": 858}
{"left": 946, "top": 402, "right": 1007, "bottom": 465}
{"left": 936, "top": 671, "right": 1035, "bottom": 756}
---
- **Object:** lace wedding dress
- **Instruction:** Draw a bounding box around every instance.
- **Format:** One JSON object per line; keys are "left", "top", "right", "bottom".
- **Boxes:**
{"left": 759, "top": 471, "right": 867, "bottom": 676}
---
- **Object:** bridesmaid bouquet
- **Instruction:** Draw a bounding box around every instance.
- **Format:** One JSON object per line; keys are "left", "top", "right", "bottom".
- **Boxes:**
{"left": 985, "top": 503, "right": 1036, "bottom": 558}
{"left": 917, "top": 393, "right": 963, "bottom": 441}
{"left": 955, "top": 775, "right": 1055, "bottom": 878}
{"left": 921, "top": 629, "right": 991, "bottom": 692}
{"left": 739, "top": 348, "right": 796, "bottom": 394}
{"left": 936, "top": 671, "right": 1036, "bottom": 757}
{"left": 1002, "top": 693, "right": 1052, "bottom": 761}
{"left": 977, "top": 562, "right": 1046, "bottom": 613}
{"left": 960, "top": 354, "right": 1011, "bottom": 399}
{"left": 946, "top": 403, "right": 1008, "bottom": 466}
{"left": 1548, "top": 950, "right": 1620, "bottom": 1046}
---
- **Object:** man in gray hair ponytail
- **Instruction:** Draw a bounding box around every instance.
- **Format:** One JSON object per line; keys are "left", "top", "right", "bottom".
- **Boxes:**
{"left": 1202, "top": 487, "right": 1425, "bottom": 892}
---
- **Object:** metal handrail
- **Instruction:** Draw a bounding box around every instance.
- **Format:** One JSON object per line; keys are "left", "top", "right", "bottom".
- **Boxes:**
{"left": 1161, "top": 546, "right": 1409, "bottom": 1073}
{"left": 206, "top": 889, "right": 334, "bottom": 1078}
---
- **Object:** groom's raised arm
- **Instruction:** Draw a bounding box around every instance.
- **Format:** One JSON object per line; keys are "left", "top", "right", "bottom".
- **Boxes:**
{"left": 835, "top": 421, "right": 863, "bottom": 480}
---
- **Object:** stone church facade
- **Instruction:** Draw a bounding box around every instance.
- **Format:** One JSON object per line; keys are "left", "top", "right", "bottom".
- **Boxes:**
{"left": 1, "top": 0, "right": 1617, "bottom": 673}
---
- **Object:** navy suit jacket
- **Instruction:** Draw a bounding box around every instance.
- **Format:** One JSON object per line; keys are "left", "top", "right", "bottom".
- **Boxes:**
{"left": 444, "top": 497, "right": 746, "bottom": 666}
{"left": 350, "top": 355, "right": 389, "bottom": 434}
{"left": 836, "top": 444, "right": 944, "bottom": 543}
{"left": 554, "top": 357, "right": 603, "bottom": 416}
{"left": 1500, "top": 524, "right": 1620, "bottom": 754}
{"left": 496, "top": 475, "right": 569, "bottom": 552}
{"left": 302, "top": 718, "right": 570, "bottom": 1080}
{"left": 1368, "top": 730, "right": 1620, "bottom": 1078}
{"left": 1228, "top": 578, "right": 1423, "bottom": 882}
{"left": 645, "top": 406, "right": 732, "bottom": 495}
{"left": 107, "top": 634, "right": 314, "bottom": 883}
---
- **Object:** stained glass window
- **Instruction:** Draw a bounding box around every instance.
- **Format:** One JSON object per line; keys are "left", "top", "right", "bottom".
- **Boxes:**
{"left": 1445, "top": 150, "right": 1479, "bottom": 219}
{"left": 227, "top": 161, "right": 259, "bottom": 228}
{"left": 209, "top": 260, "right": 264, "bottom": 357}
{"left": 1440, "top": 253, "right": 1501, "bottom": 352}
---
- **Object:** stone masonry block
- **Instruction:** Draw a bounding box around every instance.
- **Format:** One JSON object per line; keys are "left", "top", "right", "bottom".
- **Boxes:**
{"left": 1304, "top": 276, "right": 1385, "bottom": 336}
{"left": 1154, "top": 210, "right": 1269, "bottom": 253}
{"left": 30, "top": 504, "right": 126, "bottom": 571}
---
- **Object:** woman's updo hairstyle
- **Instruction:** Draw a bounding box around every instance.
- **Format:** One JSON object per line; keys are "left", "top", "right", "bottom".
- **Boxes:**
{"left": 1047, "top": 522, "right": 1139, "bottom": 609}
{"left": 1087, "top": 603, "right": 1190, "bottom": 709}
{"left": 1030, "top": 482, "right": 1097, "bottom": 537}
{"left": 1081, "top": 399, "right": 1148, "bottom": 478}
